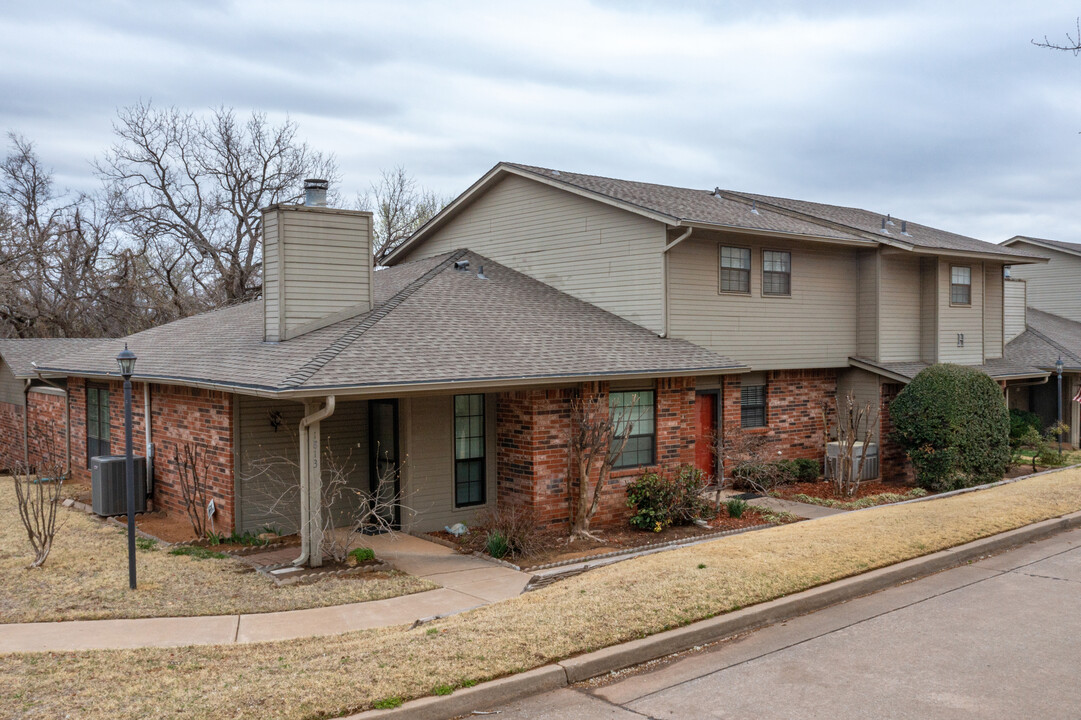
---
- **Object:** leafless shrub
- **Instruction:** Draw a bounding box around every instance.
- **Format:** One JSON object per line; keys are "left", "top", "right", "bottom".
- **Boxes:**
{"left": 472, "top": 504, "right": 541, "bottom": 559}
{"left": 13, "top": 426, "right": 66, "bottom": 568}
{"left": 172, "top": 442, "right": 211, "bottom": 539}
{"left": 822, "top": 391, "right": 879, "bottom": 498}
{"left": 721, "top": 429, "right": 787, "bottom": 496}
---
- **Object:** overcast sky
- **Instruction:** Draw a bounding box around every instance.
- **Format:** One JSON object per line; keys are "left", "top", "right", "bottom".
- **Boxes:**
{"left": 3, "top": 1, "right": 1081, "bottom": 242}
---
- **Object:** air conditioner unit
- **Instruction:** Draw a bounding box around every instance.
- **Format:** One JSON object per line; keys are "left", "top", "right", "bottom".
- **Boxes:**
{"left": 91, "top": 456, "right": 147, "bottom": 517}
{"left": 824, "top": 442, "right": 879, "bottom": 482}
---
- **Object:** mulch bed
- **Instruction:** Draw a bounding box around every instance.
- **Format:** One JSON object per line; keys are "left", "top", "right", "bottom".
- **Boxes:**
{"left": 771, "top": 479, "right": 922, "bottom": 503}
{"left": 428, "top": 510, "right": 772, "bottom": 570}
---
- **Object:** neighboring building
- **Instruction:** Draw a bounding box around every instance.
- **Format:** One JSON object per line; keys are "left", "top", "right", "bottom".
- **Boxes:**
{"left": 387, "top": 163, "right": 1048, "bottom": 481}
{"left": 1001, "top": 236, "right": 1081, "bottom": 322}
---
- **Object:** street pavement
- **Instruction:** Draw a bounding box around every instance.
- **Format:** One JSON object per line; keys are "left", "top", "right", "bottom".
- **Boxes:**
{"left": 485, "top": 526, "right": 1081, "bottom": 719}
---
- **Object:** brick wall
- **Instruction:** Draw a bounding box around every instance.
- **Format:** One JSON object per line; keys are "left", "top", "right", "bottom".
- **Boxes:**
{"left": 879, "top": 382, "right": 915, "bottom": 483}
{"left": 26, "top": 390, "right": 67, "bottom": 473}
{"left": 495, "top": 378, "right": 697, "bottom": 531}
{"left": 721, "top": 369, "right": 837, "bottom": 465}
{"left": 68, "top": 378, "right": 236, "bottom": 532}
{"left": 0, "top": 400, "right": 22, "bottom": 471}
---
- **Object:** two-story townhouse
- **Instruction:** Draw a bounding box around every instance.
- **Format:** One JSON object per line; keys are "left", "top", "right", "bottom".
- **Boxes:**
{"left": 387, "top": 163, "right": 1048, "bottom": 481}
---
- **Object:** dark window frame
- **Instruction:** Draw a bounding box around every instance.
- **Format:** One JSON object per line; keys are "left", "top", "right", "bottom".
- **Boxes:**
{"left": 610, "top": 389, "right": 656, "bottom": 469}
{"left": 761, "top": 249, "right": 792, "bottom": 297}
{"left": 86, "top": 383, "right": 111, "bottom": 465}
{"left": 950, "top": 265, "right": 972, "bottom": 306}
{"left": 453, "top": 393, "right": 486, "bottom": 508}
{"left": 740, "top": 384, "right": 768, "bottom": 429}
{"left": 719, "top": 245, "right": 752, "bottom": 294}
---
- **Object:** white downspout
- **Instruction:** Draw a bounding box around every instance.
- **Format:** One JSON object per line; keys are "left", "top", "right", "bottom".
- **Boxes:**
{"left": 661, "top": 227, "right": 693, "bottom": 338}
{"left": 293, "top": 396, "right": 336, "bottom": 567}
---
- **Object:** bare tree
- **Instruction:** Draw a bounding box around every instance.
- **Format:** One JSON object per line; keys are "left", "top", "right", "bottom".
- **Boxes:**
{"left": 566, "top": 392, "right": 634, "bottom": 541}
{"left": 172, "top": 442, "right": 211, "bottom": 539}
{"left": 719, "top": 428, "right": 786, "bottom": 497}
{"left": 822, "top": 392, "right": 878, "bottom": 498}
{"left": 13, "top": 425, "right": 66, "bottom": 569}
{"left": 358, "top": 166, "right": 446, "bottom": 264}
{"left": 1034, "top": 18, "right": 1081, "bottom": 54}
{"left": 97, "top": 102, "right": 338, "bottom": 304}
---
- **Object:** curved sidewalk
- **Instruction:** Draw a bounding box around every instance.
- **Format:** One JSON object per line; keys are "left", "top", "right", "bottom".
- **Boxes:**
{"left": 0, "top": 533, "right": 532, "bottom": 653}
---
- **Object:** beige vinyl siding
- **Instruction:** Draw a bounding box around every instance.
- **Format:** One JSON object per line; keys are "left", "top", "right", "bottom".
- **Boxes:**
{"left": 856, "top": 251, "right": 878, "bottom": 359}
{"left": 938, "top": 258, "right": 984, "bottom": 364}
{"left": 668, "top": 234, "right": 858, "bottom": 370}
{"left": 1006, "top": 242, "right": 1081, "bottom": 322}
{"left": 0, "top": 360, "right": 24, "bottom": 406}
{"left": 235, "top": 396, "right": 369, "bottom": 534}
{"left": 400, "top": 394, "right": 496, "bottom": 533}
{"left": 1004, "top": 279, "right": 1027, "bottom": 343}
{"left": 983, "top": 263, "right": 1004, "bottom": 360}
{"left": 263, "top": 207, "right": 373, "bottom": 342}
{"left": 836, "top": 368, "right": 881, "bottom": 441}
{"left": 398, "top": 174, "right": 665, "bottom": 334}
{"left": 919, "top": 258, "right": 938, "bottom": 363}
{"left": 878, "top": 254, "right": 922, "bottom": 363}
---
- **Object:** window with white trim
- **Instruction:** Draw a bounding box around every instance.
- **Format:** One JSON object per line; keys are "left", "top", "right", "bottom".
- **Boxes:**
{"left": 950, "top": 266, "right": 971, "bottom": 305}
{"left": 720, "top": 246, "right": 751, "bottom": 293}
{"left": 610, "top": 390, "right": 655, "bottom": 469}
{"left": 762, "top": 250, "right": 791, "bottom": 296}
{"left": 453, "top": 394, "right": 485, "bottom": 507}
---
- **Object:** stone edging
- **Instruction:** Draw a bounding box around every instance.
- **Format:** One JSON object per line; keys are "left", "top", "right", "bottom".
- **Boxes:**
{"left": 346, "top": 509, "right": 1081, "bottom": 720}
{"left": 255, "top": 560, "right": 389, "bottom": 587}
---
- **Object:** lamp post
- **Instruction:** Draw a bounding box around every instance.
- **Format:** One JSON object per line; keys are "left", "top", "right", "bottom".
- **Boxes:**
{"left": 1056, "top": 357, "right": 1064, "bottom": 456}
{"left": 117, "top": 344, "right": 138, "bottom": 590}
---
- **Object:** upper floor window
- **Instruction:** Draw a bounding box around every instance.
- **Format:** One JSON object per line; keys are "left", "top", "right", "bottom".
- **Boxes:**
{"left": 950, "top": 266, "right": 972, "bottom": 305}
{"left": 610, "top": 390, "right": 656, "bottom": 469}
{"left": 719, "top": 246, "right": 751, "bottom": 293}
{"left": 762, "top": 250, "right": 791, "bottom": 296}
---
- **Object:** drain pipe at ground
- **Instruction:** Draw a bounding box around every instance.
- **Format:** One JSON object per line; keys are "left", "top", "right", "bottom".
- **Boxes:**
{"left": 294, "top": 396, "right": 336, "bottom": 567}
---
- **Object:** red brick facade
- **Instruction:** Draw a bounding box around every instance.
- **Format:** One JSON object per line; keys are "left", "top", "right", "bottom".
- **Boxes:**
{"left": 67, "top": 378, "right": 236, "bottom": 532}
{"left": 496, "top": 378, "right": 697, "bottom": 531}
{"left": 0, "top": 400, "right": 22, "bottom": 471}
{"left": 26, "top": 389, "right": 67, "bottom": 472}
{"left": 879, "top": 382, "right": 914, "bottom": 483}
{"left": 721, "top": 369, "right": 837, "bottom": 465}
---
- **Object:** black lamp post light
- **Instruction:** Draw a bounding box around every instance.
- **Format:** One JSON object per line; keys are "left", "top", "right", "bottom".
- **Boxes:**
{"left": 117, "top": 344, "right": 138, "bottom": 590}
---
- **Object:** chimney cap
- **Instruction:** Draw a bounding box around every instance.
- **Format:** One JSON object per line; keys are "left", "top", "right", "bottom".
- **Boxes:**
{"left": 304, "top": 178, "right": 329, "bottom": 207}
{"left": 304, "top": 178, "right": 330, "bottom": 190}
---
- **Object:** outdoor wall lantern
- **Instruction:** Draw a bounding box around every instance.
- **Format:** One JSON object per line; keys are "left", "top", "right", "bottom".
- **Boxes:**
{"left": 116, "top": 344, "right": 138, "bottom": 590}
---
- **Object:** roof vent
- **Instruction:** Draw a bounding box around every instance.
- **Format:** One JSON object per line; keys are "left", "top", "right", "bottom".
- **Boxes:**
{"left": 712, "top": 187, "right": 721, "bottom": 197}
{"left": 304, "top": 178, "right": 329, "bottom": 207}
{"left": 880, "top": 217, "right": 890, "bottom": 234}
{"left": 477, "top": 265, "right": 488, "bottom": 280}
{"left": 454, "top": 259, "right": 470, "bottom": 271}
{"left": 751, "top": 199, "right": 759, "bottom": 215}
{"left": 886, "top": 213, "right": 894, "bottom": 226}
{"left": 901, "top": 220, "right": 910, "bottom": 236}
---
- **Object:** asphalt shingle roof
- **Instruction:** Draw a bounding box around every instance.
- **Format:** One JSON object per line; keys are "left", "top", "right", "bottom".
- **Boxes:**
{"left": 37, "top": 250, "right": 745, "bottom": 395}
{"left": 1004, "top": 235, "right": 1081, "bottom": 257}
{"left": 0, "top": 338, "right": 115, "bottom": 378}
{"left": 1002, "top": 308, "right": 1081, "bottom": 371}
{"left": 850, "top": 357, "right": 1049, "bottom": 383}
{"left": 506, "top": 164, "right": 1043, "bottom": 261}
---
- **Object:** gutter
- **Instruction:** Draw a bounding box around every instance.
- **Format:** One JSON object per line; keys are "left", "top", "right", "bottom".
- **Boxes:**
{"left": 294, "top": 396, "right": 336, "bottom": 568}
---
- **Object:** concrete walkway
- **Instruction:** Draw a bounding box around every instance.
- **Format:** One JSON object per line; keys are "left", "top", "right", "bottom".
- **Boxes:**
{"left": 0, "top": 533, "right": 531, "bottom": 653}
{"left": 748, "top": 494, "right": 846, "bottom": 519}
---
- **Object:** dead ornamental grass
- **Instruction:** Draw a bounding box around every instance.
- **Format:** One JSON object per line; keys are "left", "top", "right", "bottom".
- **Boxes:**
{"left": 4, "top": 469, "right": 1081, "bottom": 720}
{"left": 0, "top": 479, "right": 436, "bottom": 623}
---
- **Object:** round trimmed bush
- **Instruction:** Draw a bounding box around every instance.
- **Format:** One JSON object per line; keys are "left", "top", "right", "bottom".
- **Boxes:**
{"left": 889, "top": 364, "right": 1010, "bottom": 492}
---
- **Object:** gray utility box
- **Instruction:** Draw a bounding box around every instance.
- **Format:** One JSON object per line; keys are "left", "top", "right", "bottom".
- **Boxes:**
{"left": 91, "top": 456, "right": 147, "bottom": 517}
{"left": 824, "top": 442, "right": 879, "bottom": 481}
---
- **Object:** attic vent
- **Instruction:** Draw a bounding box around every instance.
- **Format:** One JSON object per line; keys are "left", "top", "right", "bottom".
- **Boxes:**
{"left": 477, "top": 265, "right": 488, "bottom": 280}
{"left": 879, "top": 217, "right": 890, "bottom": 235}
{"left": 712, "top": 187, "right": 721, "bottom": 197}
{"left": 454, "top": 260, "right": 470, "bottom": 270}
{"left": 886, "top": 213, "right": 895, "bottom": 226}
{"left": 751, "top": 199, "right": 759, "bottom": 215}
{"left": 901, "top": 220, "right": 910, "bottom": 236}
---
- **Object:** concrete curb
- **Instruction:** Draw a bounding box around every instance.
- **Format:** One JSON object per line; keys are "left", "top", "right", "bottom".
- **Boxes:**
{"left": 347, "top": 508, "right": 1081, "bottom": 719}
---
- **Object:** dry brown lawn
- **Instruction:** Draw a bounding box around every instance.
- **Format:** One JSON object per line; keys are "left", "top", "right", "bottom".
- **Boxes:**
{"left": 4, "top": 468, "right": 1081, "bottom": 720}
{"left": 0, "top": 479, "right": 436, "bottom": 622}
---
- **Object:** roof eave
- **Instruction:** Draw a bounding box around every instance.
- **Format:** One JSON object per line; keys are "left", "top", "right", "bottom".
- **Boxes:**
{"left": 678, "top": 220, "right": 881, "bottom": 248}
{"left": 908, "top": 246, "right": 1048, "bottom": 264}
{"left": 1002, "top": 236, "right": 1081, "bottom": 261}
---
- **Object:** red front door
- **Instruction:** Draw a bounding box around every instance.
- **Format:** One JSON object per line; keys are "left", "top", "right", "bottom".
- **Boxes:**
{"left": 695, "top": 392, "right": 718, "bottom": 482}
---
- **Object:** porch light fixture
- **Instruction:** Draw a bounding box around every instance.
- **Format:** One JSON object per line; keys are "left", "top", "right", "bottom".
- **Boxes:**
{"left": 116, "top": 344, "right": 138, "bottom": 590}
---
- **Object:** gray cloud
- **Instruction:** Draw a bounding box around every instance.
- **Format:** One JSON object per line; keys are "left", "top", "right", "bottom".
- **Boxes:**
{"left": 3, "top": 0, "right": 1081, "bottom": 244}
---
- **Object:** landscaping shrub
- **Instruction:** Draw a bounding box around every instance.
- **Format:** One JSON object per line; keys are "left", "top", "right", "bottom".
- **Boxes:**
{"left": 1015, "top": 421, "right": 1070, "bottom": 472}
{"left": 1009, "top": 408, "right": 1042, "bottom": 448}
{"left": 626, "top": 465, "right": 710, "bottom": 531}
{"left": 725, "top": 497, "right": 748, "bottom": 519}
{"left": 485, "top": 531, "right": 509, "bottom": 559}
{"left": 777, "top": 458, "right": 821, "bottom": 483}
{"left": 889, "top": 364, "right": 1010, "bottom": 492}
{"left": 349, "top": 547, "right": 375, "bottom": 563}
{"left": 474, "top": 505, "right": 539, "bottom": 558}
